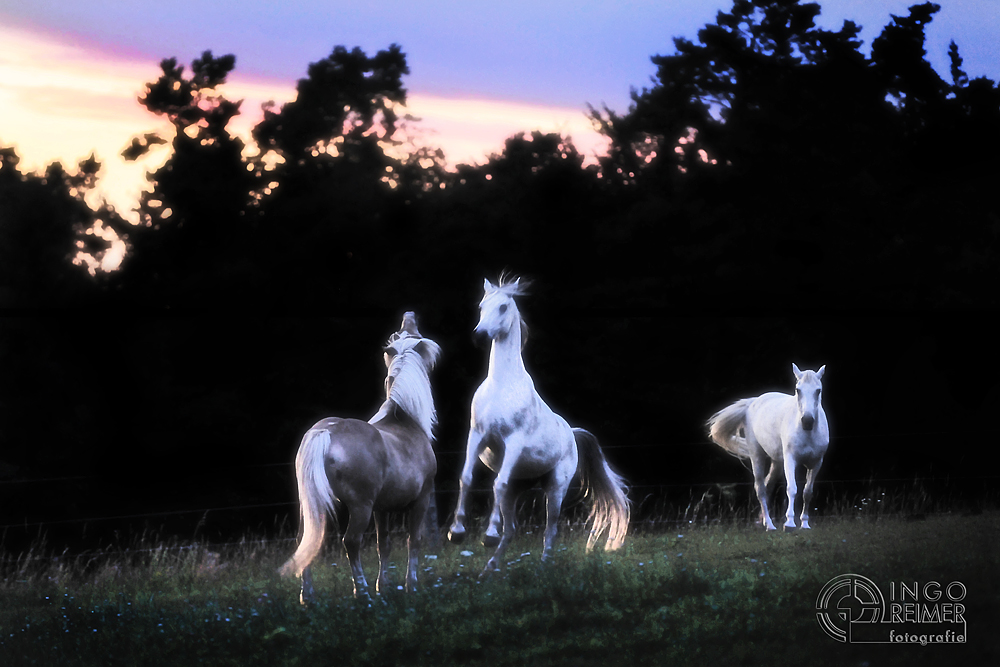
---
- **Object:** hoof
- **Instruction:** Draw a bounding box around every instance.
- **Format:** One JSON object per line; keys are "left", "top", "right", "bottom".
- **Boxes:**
{"left": 482, "top": 534, "right": 500, "bottom": 548}
{"left": 447, "top": 528, "right": 466, "bottom": 544}
{"left": 782, "top": 524, "right": 799, "bottom": 533}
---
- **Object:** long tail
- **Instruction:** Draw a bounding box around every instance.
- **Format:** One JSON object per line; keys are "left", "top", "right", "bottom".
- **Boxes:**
{"left": 278, "top": 429, "right": 336, "bottom": 578}
{"left": 707, "top": 398, "right": 753, "bottom": 459}
{"left": 573, "top": 428, "right": 630, "bottom": 551}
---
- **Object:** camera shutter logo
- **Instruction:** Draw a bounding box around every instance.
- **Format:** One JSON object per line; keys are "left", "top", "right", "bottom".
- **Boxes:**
{"left": 816, "top": 573, "right": 885, "bottom": 643}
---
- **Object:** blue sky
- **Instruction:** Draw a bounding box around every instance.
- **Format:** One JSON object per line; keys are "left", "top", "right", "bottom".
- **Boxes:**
{"left": 6, "top": 0, "right": 998, "bottom": 112}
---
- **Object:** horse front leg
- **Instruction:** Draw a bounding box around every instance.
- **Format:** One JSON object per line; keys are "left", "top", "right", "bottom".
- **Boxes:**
{"left": 448, "top": 429, "right": 484, "bottom": 545}
{"left": 405, "top": 491, "right": 432, "bottom": 593}
{"left": 483, "top": 460, "right": 517, "bottom": 574}
{"left": 782, "top": 455, "right": 800, "bottom": 531}
{"left": 343, "top": 502, "right": 374, "bottom": 603}
{"left": 800, "top": 458, "right": 823, "bottom": 529}
{"left": 483, "top": 485, "right": 504, "bottom": 548}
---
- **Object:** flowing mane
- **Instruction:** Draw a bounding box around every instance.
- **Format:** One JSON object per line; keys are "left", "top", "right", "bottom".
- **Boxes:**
{"left": 489, "top": 273, "right": 532, "bottom": 298}
{"left": 372, "top": 335, "right": 441, "bottom": 441}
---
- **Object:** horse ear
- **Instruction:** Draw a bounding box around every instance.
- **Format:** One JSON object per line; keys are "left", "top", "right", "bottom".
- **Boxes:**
{"left": 816, "top": 365, "right": 826, "bottom": 380}
{"left": 484, "top": 278, "right": 495, "bottom": 293}
{"left": 792, "top": 363, "right": 802, "bottom": 379}
{"left": 414, "top": 339, "right": 441, "bottom": 368}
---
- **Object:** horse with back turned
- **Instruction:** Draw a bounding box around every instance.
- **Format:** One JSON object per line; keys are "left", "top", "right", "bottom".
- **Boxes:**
{"left": 280, "top": 313, "right": 441, "bottom": 603}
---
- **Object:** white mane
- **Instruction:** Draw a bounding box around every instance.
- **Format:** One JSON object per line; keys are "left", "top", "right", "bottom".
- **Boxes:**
{"left": 486, "top": 274, "right": 531, "bottom": 299}
{"left": 482, "top": 276, "right": 531, "bottom": 348}
{"left": 371, "top": 335, "right": 440, "bottom": 440}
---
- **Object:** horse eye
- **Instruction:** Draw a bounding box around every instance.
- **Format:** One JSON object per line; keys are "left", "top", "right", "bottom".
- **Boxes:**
{"left": 384, "top": 347, "right": 397, "bottom": 358}
{"left": 499, "top": 304, "right": 508, "bottom": 314}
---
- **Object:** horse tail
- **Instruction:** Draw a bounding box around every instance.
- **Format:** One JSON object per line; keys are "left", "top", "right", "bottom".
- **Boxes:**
{"left": 573, "top": 428, "right": 631, "bottom": 552}
{"left": 279, "top": 429, "right": 336, "bottom": 578}
{"left": 707, "top": 398, "right": 753, "bottom": 459}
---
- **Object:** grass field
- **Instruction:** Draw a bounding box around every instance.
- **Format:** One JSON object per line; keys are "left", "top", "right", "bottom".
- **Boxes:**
{"left": 2, "top": 510, "right": 997, "bottom": 667}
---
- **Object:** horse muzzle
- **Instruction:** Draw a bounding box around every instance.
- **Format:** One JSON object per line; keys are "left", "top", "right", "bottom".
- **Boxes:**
{"left": 472, "top": 328, "right": 492, "bottom": 349}
{"left": 800, "top": 415, "right": 815, "bottom": 431}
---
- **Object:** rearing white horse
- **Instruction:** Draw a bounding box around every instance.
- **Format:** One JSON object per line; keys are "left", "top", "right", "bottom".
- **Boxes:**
{"left": 707, "top": 364, "right": 829, "bottom": 531}
{"left": 448, "top": 278, "right": 630, "bottom": 572}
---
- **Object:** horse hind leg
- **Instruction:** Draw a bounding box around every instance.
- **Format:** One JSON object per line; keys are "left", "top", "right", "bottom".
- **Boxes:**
{"left": 404, "top": 491, "right": 432, "bottom": 592}
{"left": 763, "top": 461, "right": 782, "bottom": 526}
{"left": 300, "top": 565, "right": 316, "bottom": 605}
{"left": 374, "top": 511, "right": 391, "bottom": 596}
{"left": 750, "top": 453, "right": 778, "bottom": 531}
{"left": 343, "top": 502, "right": 374, "bottom": 602}
{"left": 541, "top": 463, "right": 574, "bottom": 562}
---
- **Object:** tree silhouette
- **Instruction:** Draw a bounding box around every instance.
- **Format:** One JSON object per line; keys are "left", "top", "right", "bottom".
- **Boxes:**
{"left": 237, "top": 45, "right": 426, "bottom": 308}
{"left": 112, "top": 51, "right": 254, "bottom": 306}
{"left": 4, "top": 5, "right": 998, "bottom": 314}
{"left": 0, "top": 147, "right": 119, "bottom": 307}
{"left": 588, "top": 0, "right": 1000, "bottom": 308}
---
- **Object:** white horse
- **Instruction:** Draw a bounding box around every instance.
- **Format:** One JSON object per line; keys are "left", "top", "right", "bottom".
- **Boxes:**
{"left": 448, "top": 278, "right": 630, "bottom": 572}
{"left": 279, "top": 313, "right": 441, "bottom": 603}
{"left": 707, "top": 364, "right": 829, "bottom": 531}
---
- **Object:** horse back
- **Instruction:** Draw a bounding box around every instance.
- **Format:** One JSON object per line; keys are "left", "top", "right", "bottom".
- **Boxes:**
{"left": 371, "top": 417, "right": 437, "bottom": 509}
{"left": 308, "top": 417, "right": 392, "bottom": 507}
{"left": 745, "top": 392, "right": 796, "bottom": 457}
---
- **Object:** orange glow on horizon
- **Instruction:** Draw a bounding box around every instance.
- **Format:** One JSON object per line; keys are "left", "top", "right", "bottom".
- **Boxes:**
{"left": 1, "top": 25, "right": 608, "bottom": 236}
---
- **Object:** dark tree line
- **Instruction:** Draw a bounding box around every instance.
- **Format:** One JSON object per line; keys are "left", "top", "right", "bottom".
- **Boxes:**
{"left": 2, "top": 2, "right": 999, "bottom": 542}
{"left": 3, "top": 1, "right": 998, "bottom": 313}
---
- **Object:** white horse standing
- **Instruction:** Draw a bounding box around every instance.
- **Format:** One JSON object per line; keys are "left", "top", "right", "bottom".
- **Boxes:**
{"left": 448, "top": 278, "right": 630, "bottom": 572}
{"left": 707, "top": 364, "right": 829, "bottom": 531}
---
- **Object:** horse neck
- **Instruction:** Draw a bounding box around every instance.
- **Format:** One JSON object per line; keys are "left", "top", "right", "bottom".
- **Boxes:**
{"left": 487, "top": 323, "right": 527, "bottom": 383}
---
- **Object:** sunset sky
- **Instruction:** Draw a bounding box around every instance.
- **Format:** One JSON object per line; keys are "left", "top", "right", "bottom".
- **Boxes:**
{"left": 2, "top": 1, "right": 998, "bottom": 216}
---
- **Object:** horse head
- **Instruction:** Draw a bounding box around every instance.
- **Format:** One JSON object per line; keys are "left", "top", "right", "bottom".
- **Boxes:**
{"left": 792, "top": 363, "right": 826, "bottom": 431}
{"left": 475, "top": 277, "right": 529, "bottom": 349}
{"left": 383, "top": 313, "right": 441, "bottom": 435}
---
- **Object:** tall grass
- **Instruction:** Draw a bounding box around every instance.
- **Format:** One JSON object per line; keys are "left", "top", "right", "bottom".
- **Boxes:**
{"left": 2, "top": 492, "right": 997, "bottom": 666}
